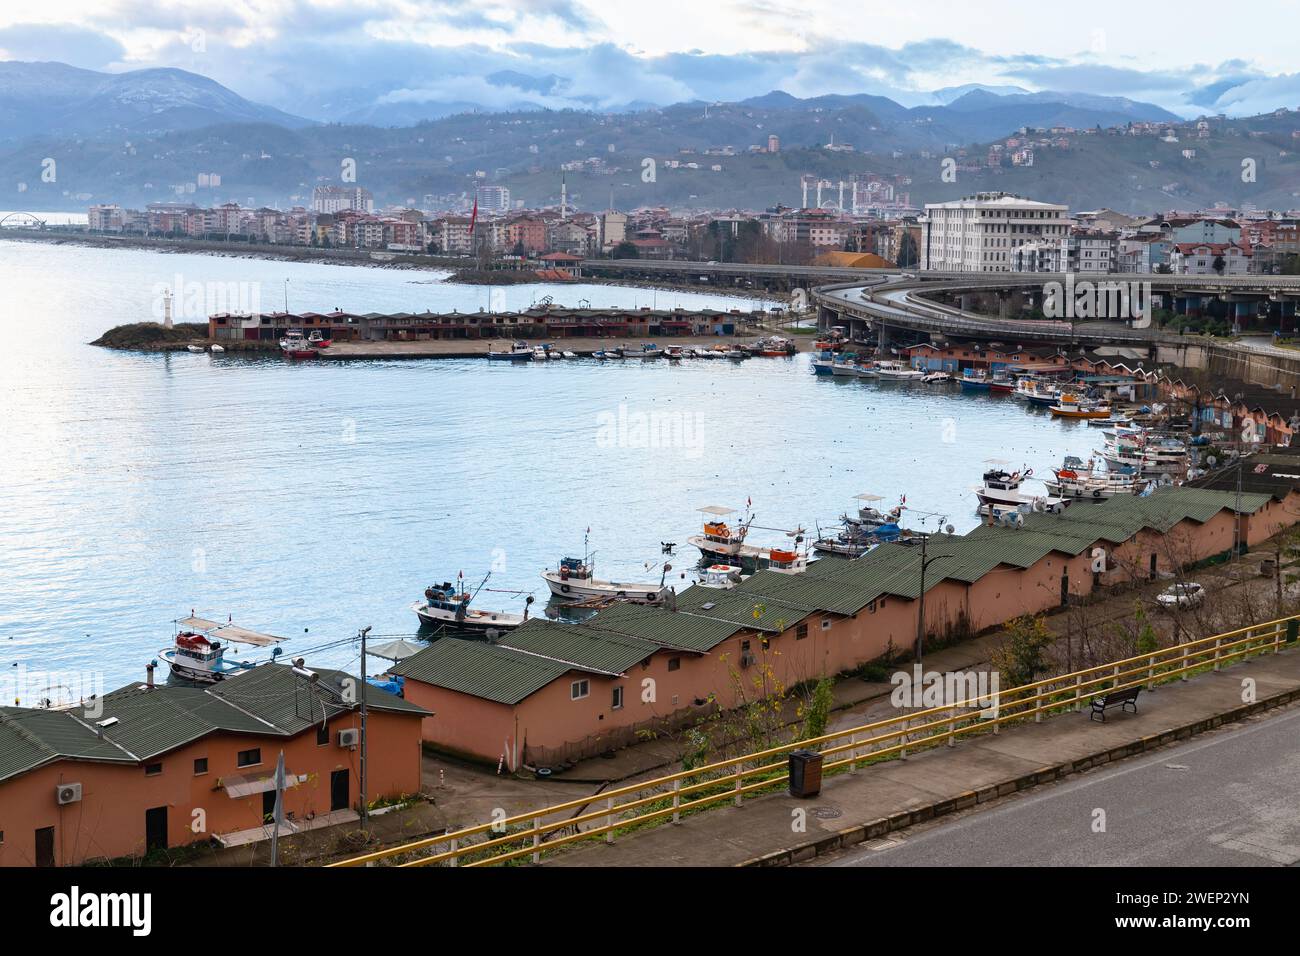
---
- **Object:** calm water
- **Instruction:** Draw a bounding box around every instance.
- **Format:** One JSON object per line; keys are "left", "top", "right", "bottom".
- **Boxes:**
{"left": 0, "top": 238, "right": 1101, "bottom": 693}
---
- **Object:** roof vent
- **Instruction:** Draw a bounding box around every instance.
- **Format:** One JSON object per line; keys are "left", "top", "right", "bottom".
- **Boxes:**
{"left": 701, "top": 602, "right": 716, "bottom": 610}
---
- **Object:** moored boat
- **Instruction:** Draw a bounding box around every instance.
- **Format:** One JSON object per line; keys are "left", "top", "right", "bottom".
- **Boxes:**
{"left": 279, "top": 329, "right": 317, "bottom": 358}
{"left": 1050, "top": 395, "right": 1112, "bottom": 419}
{"left": 959, "top": 369, "right": 991, "bottom": 390}
{"left": 687, "top": 504, "right": 763, "bottom": 563}
{"left": 874, "top": 360, "right": 924, "bottom": 381}
{"left": 542, "top": 555, "right": 666, "bottom": 604}
{"left": 308, "top": 329, "right": 333, "bottom": 349}
{"left": 412, "top": 577, "right": 528, "bottom": 635}
{"left": 488, "top": 340, "right": 533, "bottom": 361}
{"left": 158, "top": 614, "right": 286, "bottom": 684}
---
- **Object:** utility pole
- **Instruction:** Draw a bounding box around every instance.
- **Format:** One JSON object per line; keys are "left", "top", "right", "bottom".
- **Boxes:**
{"left": 912, "top": 512, "right": 951, "bottom": 669}
{"left": 358, "top": 624, "right": 371, "bottom": 828}
{"left": 270, "top": 749, "right": 286, "bottom": 867}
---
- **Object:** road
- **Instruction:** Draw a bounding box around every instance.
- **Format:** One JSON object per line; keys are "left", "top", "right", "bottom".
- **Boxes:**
{"left": 812, "top": 703, "right": 1300, "bottom": 867}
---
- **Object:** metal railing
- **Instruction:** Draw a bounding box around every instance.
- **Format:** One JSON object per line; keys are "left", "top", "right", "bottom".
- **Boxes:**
{"left": 331, "top": 615, "right": 1296, "bottom": 868}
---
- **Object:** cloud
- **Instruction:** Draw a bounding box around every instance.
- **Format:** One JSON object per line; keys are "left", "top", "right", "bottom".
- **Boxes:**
{"left": 0, "top": 23, "right": 125, "bottom": 69}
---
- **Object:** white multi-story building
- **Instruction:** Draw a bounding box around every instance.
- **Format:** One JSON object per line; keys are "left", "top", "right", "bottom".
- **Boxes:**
{"left": 312, "top": 185, "right": 374, "bottom": 215}
{"left": 920, "top": 191, "right": 1070, "bottom": 272}
{"left": 477, "top": 185, "right": 511, "bottom": 215}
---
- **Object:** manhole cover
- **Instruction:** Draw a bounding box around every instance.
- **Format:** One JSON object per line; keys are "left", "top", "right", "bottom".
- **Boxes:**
{"left": 811, "top": 806, "right": 843, "bottom": 820}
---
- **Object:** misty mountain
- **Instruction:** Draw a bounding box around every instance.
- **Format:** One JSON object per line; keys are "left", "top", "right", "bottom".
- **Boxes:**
{"left": 0, "top": 61, "right": 313, "bottom": 142}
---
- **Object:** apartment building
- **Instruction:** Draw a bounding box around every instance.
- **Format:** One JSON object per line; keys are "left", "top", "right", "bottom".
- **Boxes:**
{"left": 921, "top": 191, "right": 1070, "bottom": 272}
{"left": 312, "top": 185, "right": 375, "bottom": 215}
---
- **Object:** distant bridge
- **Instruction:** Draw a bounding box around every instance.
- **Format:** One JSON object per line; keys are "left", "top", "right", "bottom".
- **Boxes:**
{"left": 0, "top": 212, "right": 46, "bottom": 229}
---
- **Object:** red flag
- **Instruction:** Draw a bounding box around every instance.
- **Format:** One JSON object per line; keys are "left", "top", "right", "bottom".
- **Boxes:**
{"left": 469, "top": 197, "right": 478, "bottom": 234}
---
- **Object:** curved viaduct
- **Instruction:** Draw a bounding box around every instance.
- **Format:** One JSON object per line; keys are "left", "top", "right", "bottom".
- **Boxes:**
{"left": 579, "top": 258, "right": 1300, "bottom": 386}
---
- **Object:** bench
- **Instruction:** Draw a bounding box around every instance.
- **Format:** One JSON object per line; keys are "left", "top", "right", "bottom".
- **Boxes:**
{"left": 1090, "top": 685, "right": 1141, "bottom": 722}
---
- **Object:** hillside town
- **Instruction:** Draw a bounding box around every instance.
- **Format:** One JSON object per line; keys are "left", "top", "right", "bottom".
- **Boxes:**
{"left": 84, "top": 180, "right": 1300, "bottom": 276}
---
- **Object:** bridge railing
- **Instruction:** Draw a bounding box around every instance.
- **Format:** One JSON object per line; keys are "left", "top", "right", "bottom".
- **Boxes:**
{"left": 330, "top": 614, "right": 1296, "bottom": 868}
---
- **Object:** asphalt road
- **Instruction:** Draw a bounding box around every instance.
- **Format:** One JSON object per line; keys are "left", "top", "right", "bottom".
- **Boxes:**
{"left": 814, "top": 704, "right": 1300, "bottom": 867}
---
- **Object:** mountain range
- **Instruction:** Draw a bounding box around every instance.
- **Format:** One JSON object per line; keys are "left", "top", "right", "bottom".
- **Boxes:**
{"left": 0, "top": 60, "right": 1296, "bottom": 215}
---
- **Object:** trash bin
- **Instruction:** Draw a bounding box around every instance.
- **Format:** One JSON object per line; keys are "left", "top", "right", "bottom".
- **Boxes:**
{"left": 1287, "top": 619, "right": 1298, "bottom": 645}
{"left": 788, "top": 749, "right": 824, "bottom": 798}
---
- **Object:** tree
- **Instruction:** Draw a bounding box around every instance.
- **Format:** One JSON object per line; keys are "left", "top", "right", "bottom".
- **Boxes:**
{"left": 991, "top": 615, "right": 1053, "bottom": 689}
{"left": 798, "top": 678, "right": 835, "bottom": 743}
{"left": 896, "top": 233, "right": 918, "bottom": 268}
{"left": 611, "top": 240, "right": 639, "bottom": 259}
{"left": 1212, "top": 254, "right": 1226, "bottom": 275}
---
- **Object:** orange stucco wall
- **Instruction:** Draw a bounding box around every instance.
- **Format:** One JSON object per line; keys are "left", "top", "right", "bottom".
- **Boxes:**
{"left": 408, "top": 502, "right": 1300, "bottom": 764}
{"left": 0, "top": 709, "right": 423, "bottom": 866}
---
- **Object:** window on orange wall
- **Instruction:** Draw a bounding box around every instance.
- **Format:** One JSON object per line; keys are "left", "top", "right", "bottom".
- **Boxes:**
{"left": 668, "top": 657, "right": 681, "bottom": 672}
{"left": 796, "top": 623, "right": 808, "bottom": 640}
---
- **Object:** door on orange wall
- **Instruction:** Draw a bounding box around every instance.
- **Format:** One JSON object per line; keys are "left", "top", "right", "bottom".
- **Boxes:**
{"left": 145, "top": 806, "right": 168, "bottom": 853}
{"left": 35, "top": 826, "right": 54, "bottom": 867}
{"left": 330, "top": 769, "right": 349, "bottom": 812}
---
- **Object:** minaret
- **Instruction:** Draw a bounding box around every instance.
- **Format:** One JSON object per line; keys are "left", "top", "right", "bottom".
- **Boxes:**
{"left": 561, "top": 171, "right": 568, "bottom": 220}
{"left": 801, "top": 177, "right": 808, "bottom": 209}
{"left": 838, "top": 181, "right": 845, "bottom": 212}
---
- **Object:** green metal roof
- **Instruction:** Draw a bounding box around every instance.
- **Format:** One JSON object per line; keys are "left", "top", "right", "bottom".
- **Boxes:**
{"left": 392, "top": 638, "right": 574, "bottom": 706}
{"left": 0, "top": 664, "right": 428, "bottom": 783}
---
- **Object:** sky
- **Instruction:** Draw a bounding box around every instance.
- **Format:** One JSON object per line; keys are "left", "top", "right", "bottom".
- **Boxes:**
{"left": 1, "top": 0, "right": 1298, "bottom": 119}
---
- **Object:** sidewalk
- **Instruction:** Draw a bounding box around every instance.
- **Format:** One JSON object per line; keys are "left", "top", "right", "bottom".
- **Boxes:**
{"left": 545, "top": 643, "right": 1300, "bottom": 867}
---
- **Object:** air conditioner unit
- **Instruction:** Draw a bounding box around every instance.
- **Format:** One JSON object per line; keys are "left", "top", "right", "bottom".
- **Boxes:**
{"left": 56, "top": 783, "right": 82, "bottom": 805}
{"left": 337, "top": 728, "right": 360, "bottom": 748}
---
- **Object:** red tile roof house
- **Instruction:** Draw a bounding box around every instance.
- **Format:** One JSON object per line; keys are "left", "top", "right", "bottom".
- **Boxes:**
{"left": 0, "top": 664, "right": 427, "bottom": 866}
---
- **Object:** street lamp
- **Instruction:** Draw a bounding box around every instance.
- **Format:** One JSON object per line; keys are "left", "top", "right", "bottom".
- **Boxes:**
{"left": 913, "top": 515, "right": 952, "bottom": 669}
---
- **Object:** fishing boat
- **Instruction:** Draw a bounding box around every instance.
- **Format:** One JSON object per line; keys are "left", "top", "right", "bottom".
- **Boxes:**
{"left": 830, "top": 352, "right": 867, "bottom": 377}
{"left": 973, "top": 459, "right": 1067, "bottom": 511}
{"left": 763, "top": 548, "right": 808, "bottom": 575}
{"left": 665, "top": 346, "right": 684, "bottom": 361}
{"left": 687, "top": 504, "right": 762, "bottom": 563}
{"left": 1042, "top": 456, "right": 1143, "bottom": 501}
{"left": 542, "top": 555, "right": 666, "bottom": 604}
{"left": 307, "top": 330, "right": 333, "bottom": 349}
{"left": 959, "top": 369, "right": 991, "bottom": 390}
{"left": 186, "top": 344, "right": 206, "bottom": 353}
{"left": 487, "top": 340, "right": 533, "bottom": 361}
{"left": 874, "top": 360, "right": 924, "bottom": 381}
{"left": 1050, "top": 395, "right": 1112, "bottom": 419}
{"left": 210, "top": 343, "right": 225, "bottom": 353}
{"left": 843, "top": 494, "right": 905, "bottom": 531}
{"left": 411, "top": 576, "right": 529, "bottom": 635}
{"left": 696, "top": 564, "right": 748, "bottom": 589}
{"left": 158, "top": 614, "right": 286, "bottom": 684}
{"left": 638, "top": 343, "right": 664, "bottom": 359}
{"left": 754, "top": 336, "right": 796, "bottom": 357}
{"left": 813, "top": 326, "right": 847, "bottom": 351}
{"left": 562, "top": 350, "right": 577, "bottom": 359}
{"left": 606, "top": 347, "right": 628, "bottom": 360}
{"left": 920, "top": 371, "right": 952, "bottom": 384}
{"left": 1014, "top": 378, "right": 1060, "bottom": 406}
{"left": 811, "top": 354, "right": 837, "bottom": 376}
{"left": 812, "top": 522, "right": 894, "bottom": 558}
{"left": 279, "top": 329, "right": 317, "bottom": 358}
{"left": 989, "top": 371, "right": 1015, "bottom": 394}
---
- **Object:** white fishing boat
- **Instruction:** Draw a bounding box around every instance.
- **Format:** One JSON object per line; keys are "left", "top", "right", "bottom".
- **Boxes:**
{"left": 973, "top": 458, "right": 1067, "bottom": 512}
{"left": 843, "top": 493, "right": 905, "bottom": 531}
{"left": 210, "top": 343, "right": 225, "bottom": 353}
{"left": 412, "top": 575, "right": 529, "bottom": 634}
{"left": 696, "top": 564, "right": 748, "bottom": 589}
{"left": 487, "top": 341, "right": 534, "bottom": 361}
{"left": 186, "top": 344, "right": 206, "bottom": 353}
{"left": 762, "top": 548, "right": 808, "bottom": 575}
{"left": 687, "top": 504, "right": 763, "bottom": 563}
{"left": 542, "top": 554, "right": 666, "bottom": 604}
{"left": 920, "top": 371, "right": 951, "bottom": 384}
{"left": 1042, "top": 456, "right": 1143, "bottom": 501}
{"left": 279, "top": 329, "right": 317, "bottom": 359}
{"left": 158, "top": 614, "right": 286, "bottom": 684}
{"left": 874, "top": 360, "right": 924, "bottom": 381}
{"left": 562, "top": 350, "right": 578, "bottom": 359}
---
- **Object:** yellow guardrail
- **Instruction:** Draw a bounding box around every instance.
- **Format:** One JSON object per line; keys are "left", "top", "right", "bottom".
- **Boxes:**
{"left": 331, "top": 614, "right": 1297, "bottom": 868}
